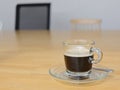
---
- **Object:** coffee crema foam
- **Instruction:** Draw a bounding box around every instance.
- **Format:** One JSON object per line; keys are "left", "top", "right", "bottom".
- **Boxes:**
{"left": 64, "top": 46, "right": 93, "bottom": 57}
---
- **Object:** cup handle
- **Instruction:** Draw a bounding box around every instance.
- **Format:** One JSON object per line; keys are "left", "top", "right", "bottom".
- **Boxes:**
{"left": 90, "top": 48, "right": 103, "bottom": 64}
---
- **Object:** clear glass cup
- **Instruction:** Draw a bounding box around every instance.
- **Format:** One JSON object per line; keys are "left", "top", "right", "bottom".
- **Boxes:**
{"left": 63, "top": 40, "right": 103, "bottom": 79}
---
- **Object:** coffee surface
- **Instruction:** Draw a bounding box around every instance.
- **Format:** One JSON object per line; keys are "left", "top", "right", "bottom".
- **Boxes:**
{"left": 64, "top": 46, "right": 93, "bottom": 57}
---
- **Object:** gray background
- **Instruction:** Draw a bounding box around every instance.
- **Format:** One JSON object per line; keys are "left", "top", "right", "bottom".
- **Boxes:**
{"left": 0, "top": 0, "right": 120, "bottom": 31}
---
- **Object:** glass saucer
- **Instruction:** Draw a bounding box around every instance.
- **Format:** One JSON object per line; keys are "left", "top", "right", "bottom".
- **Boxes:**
{"left": 49, "top": 65, "right": 113, "bottom": 84}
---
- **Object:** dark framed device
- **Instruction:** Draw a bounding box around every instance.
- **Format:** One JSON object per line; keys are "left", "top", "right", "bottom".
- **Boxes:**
{"left": 15, "top": 3, "right": 51, "bottom": 30}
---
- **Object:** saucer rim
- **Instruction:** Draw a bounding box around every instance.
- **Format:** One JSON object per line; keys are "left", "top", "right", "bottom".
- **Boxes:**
{"left": 49, "top": 64, "right": 112, "bottom": 84}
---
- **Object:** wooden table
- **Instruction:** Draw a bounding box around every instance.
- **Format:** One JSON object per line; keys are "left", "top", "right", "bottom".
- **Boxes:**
{"left": 0, "top": 30, "right": 120, "bottom": 90}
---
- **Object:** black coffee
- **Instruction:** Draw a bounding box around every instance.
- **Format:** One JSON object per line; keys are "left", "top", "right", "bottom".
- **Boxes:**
{"left": 64, "top": 55, "right": 93, "bottom": 72}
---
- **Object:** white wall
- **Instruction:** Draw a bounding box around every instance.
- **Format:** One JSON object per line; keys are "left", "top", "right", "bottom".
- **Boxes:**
{"left": 0, "top": 0, "right": 120, "bottom": 30}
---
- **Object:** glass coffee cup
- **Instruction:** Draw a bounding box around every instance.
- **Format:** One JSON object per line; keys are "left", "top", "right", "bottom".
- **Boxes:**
{"left": 63, "top": 40, "right": 103, "bottom": 79}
